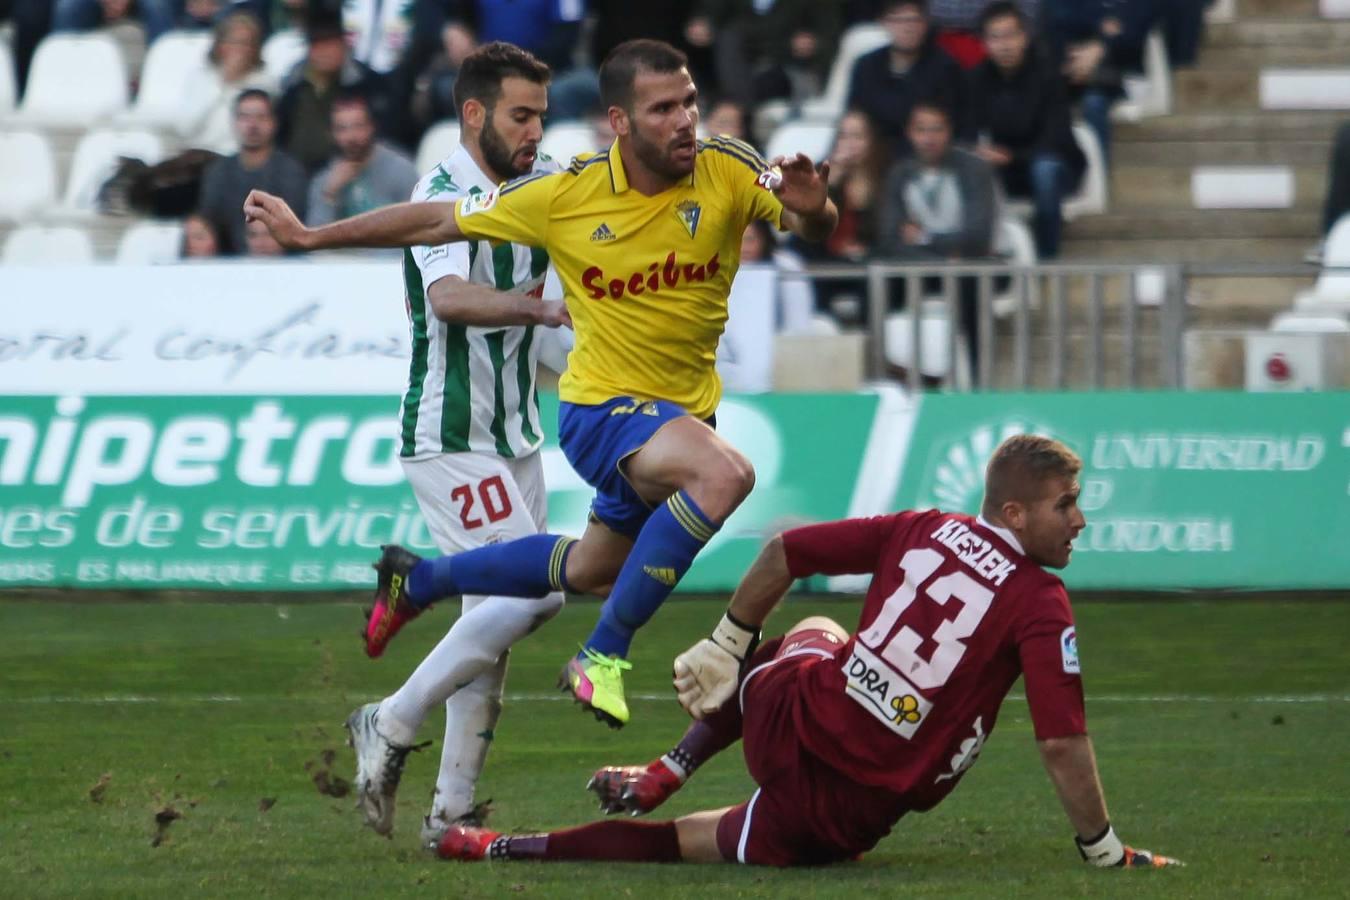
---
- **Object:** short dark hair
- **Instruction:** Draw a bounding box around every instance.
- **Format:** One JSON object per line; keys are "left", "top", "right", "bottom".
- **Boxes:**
{"left": 452, "top": 42, "right": 551, "bottom": 115}
{"left": 979, "top": 1, "right": 1026, "bottom": 33}
{"left": 599, "top": 39, "right": 688, "bottom": 112}
{"left": 331, "top": 88, "right": 372, "bottom": 120}
{"left": 909, "top": 96, "right": 952, "bottom": 124}
{"left": 234, "top": 88, "right": 273, "bottom": 114}
{"left": 882, "top": 0, "right": 927, "bottom": 15}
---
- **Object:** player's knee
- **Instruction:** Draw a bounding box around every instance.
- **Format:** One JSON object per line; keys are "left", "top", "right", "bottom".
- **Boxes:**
{"left": 788, "top": 616, "right": 847, "bottom": 642}
{"left": 529, "top": 591, "right": 565, "bottom": 630}
{"left": 696, "top": 449, "right": 756, "bottom": 519}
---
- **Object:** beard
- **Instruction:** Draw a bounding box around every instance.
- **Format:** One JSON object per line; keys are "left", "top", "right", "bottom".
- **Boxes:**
{"left": 629, "top": 123, "right": 694, "bottom": 181}
{"left": 481, "top": 114, "right": 533, "bottom": 180}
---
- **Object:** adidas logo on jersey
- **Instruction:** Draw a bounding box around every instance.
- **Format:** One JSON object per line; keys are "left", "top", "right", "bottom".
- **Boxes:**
{"left": 642, "top": 566, "right": 677, "bottom": 586}
{"left": 590, "top": 223, "right": 616, "bottom": 242}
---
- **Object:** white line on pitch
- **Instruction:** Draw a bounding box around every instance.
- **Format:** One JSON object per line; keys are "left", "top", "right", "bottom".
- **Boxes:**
{"left": 9, "top": 693, "right": 1350, "bottom": 705}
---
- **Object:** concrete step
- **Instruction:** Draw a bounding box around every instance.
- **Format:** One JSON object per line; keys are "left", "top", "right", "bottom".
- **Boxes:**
{"left": 1206, "top": 19, "right": 1350, "bottom": 48}
{"left": 1113, "top": 139, "right": 1330, "bottom": 166}
{"left": 1175, "top": 69, "right": 1261, "bottom": 112}
{"left": 1115, "top": 110, "right": 1343, "bottom": 143}
{"left": 1068, "top": 209, "right": 1320, "bottom": 240}
{"left": 1202, "top": 45, "right": 1350, "bottom": 67}
{"left": 1061, "top": 235, "right": 1312, "bottom": 263}
{"left": 1236, "top": 0, "right": 1320, "bottom": 16}
{"left": 1109, "top": 164, "right": 1325, "bottom": 210}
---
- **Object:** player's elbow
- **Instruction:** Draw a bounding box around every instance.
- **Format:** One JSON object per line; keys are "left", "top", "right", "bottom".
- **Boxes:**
{"left": 427, "top": 278, "right": 471, "bottom": 323}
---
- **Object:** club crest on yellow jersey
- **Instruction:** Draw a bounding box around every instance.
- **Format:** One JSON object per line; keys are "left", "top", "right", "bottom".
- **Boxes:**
{"left": 674, "top": 200, "right": 702, "bottom": 239}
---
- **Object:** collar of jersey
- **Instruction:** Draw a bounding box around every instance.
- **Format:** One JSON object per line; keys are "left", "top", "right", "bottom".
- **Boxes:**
{"left": 975, "top": 514, "right": 1026, "bottom": 557}
{"left": 605, "top": 139, "right": 695, "bottom": 194}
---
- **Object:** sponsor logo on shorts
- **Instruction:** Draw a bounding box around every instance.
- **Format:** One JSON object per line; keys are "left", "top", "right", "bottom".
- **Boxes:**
{"left": 843, "top": 642, "right": 932, "bottom": 739}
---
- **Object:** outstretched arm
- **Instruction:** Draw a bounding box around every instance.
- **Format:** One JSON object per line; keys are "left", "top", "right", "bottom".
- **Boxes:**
{"left": 1039, "top": 734, "right": 1183, "bottom": 868}
{"left": 771, "top": 152, "right": 839, "bottom": 243}
{"left": 243, "top": 190, "right": 464, "bottom": 251}
{"left": 428, "top": 276, "right": 571, "bottom": 328}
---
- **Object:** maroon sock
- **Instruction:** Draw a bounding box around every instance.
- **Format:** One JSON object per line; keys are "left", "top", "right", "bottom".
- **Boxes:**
{"left": 497, "top": 820, "right": 682, "bottom": 862}
{"left": 663, "top": 705, "right": 742, "bottom": 778}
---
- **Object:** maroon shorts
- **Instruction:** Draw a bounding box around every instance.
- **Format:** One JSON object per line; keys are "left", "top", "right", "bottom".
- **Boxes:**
{"left": 713, "top": 630, "right": 908, "bottom": 866}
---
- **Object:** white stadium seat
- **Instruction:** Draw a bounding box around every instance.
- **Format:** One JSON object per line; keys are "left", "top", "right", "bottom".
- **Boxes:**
{"left": 13, "top": 33, "right": 128, "bottom": 126}
{"left": 765, "top": 120, "right": 836, "bottom": 164}
{"left": 2, "top": 224, "right": 96, "bottom": 264}
{"left": 799, "top": 24, "right": 889, "bottom": 122}
{"left": 1294, "top": 214, "right": 1350, "bottom": 311}
{"left": 540, "top": 122, "right": 603, "bottom": 166}
{"left": 1114, "top": 30, "right": 1172, "bottom": 122}
{"left": 416, "top": 120, "right": 462, "bottom": 173}
{"left": 117, "top": 30, "right": 212, "bottom": 128}
{"left": 63, "top": 129, "right": 165, "bottom": 212}
{"left": 0, "top": 40, "right": 16, "bottom": 114}
{"left": 116, "top": 221, "right": 184, "bottom": 264}
{"left": 0, "top": 130, "right": 58, "bottom": 221}
{"left": 262, "top": 29, "right": 307, "bottom": 83}
{"left": 884, "top": 301, "right": 973, "bottom": 388}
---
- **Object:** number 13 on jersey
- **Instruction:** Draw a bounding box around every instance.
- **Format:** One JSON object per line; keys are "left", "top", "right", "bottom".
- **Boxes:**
{"left": 843, "top": 548, "right": 995, "bottom": 739}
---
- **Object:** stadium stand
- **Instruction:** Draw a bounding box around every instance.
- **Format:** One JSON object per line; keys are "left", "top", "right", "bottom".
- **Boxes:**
{"left": 539, "top": 122, "right": 605, "bottom": 166}
{"left": 115, "top": 30, "right": 213, "bottom": 130}
{"left": 115, "top": 220, "right": 184, "bottom": 264}
{"left": 0, "top": 129, "right": 57, "bottom": 221}
{"left": 765, "top": 119, "right": 835, "bottom": 165}
{"left": 1114, "top": 30, "right": 1172, "bottom": 122}
{"left": 61, "top": 128, "right": 165, "bottom": 213}
{"left": 2, "top": 223, "right": 95, "bottom": 263}
{"left": 799, "top": 23, "right": 889, "bottom": 123}
{"left": 9, "top": 33, "right": 128, "bottom": 126}
{"left": 415, "top": 120, "right": 461, "bottom": 174}
{"left": 261, "top": 29, "right": 307, "bottom": 84}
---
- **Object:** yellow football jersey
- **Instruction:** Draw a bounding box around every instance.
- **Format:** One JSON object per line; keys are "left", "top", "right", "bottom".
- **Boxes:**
{"left": 452, "top": 136, "right": 784, "bottom": 420}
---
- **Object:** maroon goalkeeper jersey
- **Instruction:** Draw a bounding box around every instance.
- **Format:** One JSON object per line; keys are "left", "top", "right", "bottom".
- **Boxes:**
{"left": 780, "top": 510, "right": 1086, "bottom": 810}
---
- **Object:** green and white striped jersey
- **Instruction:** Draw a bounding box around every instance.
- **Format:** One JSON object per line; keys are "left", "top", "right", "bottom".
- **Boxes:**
{"left": 399, "top": 146, "right": 561, "bottom": 459}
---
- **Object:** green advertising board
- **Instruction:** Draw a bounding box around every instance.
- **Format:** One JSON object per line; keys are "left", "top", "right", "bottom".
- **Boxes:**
{"left": 0, "top": 393, "right": 875, "bottom": 591}
{"left": 890, "top": 392, "right": 1350, "bottom": 590}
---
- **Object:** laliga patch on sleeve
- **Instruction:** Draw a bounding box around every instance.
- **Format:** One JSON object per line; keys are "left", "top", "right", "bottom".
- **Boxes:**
{"left": 755, "top": 166, "right": 783, "bottom": 191}
{"left": 1060, "top": 626, "right": 1080, "bottom": 675}
{"left": 459, "top": 190, "right": 498, "bottom": 216}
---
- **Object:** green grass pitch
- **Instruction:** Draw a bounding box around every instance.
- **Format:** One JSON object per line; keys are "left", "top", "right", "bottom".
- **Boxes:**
{"left": 1, "top": 594, "right": 1347, "bottom": 898}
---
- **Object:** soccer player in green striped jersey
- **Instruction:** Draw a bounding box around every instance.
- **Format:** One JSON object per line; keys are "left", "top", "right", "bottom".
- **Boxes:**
{"left": 342, "top": 43, "right": 574, "bottom": 845}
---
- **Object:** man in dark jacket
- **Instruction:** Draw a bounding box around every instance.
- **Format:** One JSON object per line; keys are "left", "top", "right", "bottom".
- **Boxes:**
{"left": 689, "top": 0, "right": 842, "bottom": 108}
{"left": 845, "top": 0, "right": 968, "bottom": 156}
{"left": 968, "top": 1, "right": 1085, "bottom": 258}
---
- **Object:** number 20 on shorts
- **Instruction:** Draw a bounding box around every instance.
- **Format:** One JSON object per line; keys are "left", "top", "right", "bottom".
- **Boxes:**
{"left": 451, "top": 475, "right": 514, "bottom": 529}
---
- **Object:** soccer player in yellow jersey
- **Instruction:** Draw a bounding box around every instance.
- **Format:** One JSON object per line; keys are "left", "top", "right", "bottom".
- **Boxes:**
{"left": 244, "top": 39, "right": 838, "bottom": 729}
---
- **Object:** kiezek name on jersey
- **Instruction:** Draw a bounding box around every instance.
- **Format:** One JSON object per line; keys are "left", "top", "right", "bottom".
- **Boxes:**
{"left": 930, "top": 519, "right": 1017, "bottom": 585}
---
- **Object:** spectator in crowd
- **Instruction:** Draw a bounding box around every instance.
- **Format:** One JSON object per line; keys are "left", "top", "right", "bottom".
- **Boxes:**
{"left": 198, "top": 88, "right": 308, "bottom": 254}
{"left": 180, "top": 211, "right": 221, "bottom": 257}
{"left": 875, "top": 99, "right": 999, "bottom": 375}
{"left": 3, "top": 0, "right": 52, "bottom": 96}
{"left": 591, "top": 0, "right": 713, "bottom": 93}
{"left": 343, "top": 0, "right": 415, "bottom": 76}
{"left": 1310, "top": 122, "right": 1350, "bottom": 263}
{"left": 969, "top": 1, "right": 1084, "bottom": 259}
{"left": 245, "top": 217, "right": 287, "bottom": 255}
{"left": 434, "top": 0, "right": 597, "bottom": 121}
{"left": 928, "top": 0, "right": 1040, "bottom": 69}
{"left": 178, "top": 10, "right": 278, "bottom": 154}
{"left": 410, "top": 18, "right": 478, "bottom": 129}
{"left": 276, "top": 17, "right": 387, "bottom": 174}
{"left": 740, "top": 218, "right": 817, "bottom": 334}
{"left": 307, "top": 90, "right": 418, "bottom": 226}
{"left": 703, "top": 97, "right": 750, "bottom": 142}
{"left": 845, "top": 0, "right": 968, "bottom": 155}
{"left": 792, "top": 109, "right": 890, "bottom": 324}
{"left": 1040, "top": 0, "right": 1156, "bottom": 165}
{"left": 1161, "top": 0, "right": 1210, "bottom": 68}
{"left": 51, "top": 0, "right": 173, "bottom": 45}
{"left": 687, "top": 0, "right": 841, "bottom": 109}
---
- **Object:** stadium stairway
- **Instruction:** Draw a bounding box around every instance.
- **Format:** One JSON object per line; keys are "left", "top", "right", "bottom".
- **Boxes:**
{"left": 1062, "top": 0, "right": 1344, "bottom": 334}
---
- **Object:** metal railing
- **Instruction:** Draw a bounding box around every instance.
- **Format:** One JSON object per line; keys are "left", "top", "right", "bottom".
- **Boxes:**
{"left": 780, "top": 261, "right": 1187, "bottom": 392}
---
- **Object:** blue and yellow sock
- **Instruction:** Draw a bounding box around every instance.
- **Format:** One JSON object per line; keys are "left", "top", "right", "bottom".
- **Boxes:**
{"left": 584, "top": 490, "right": 718, "bottom": 658}
{"left": 405, "top": 534, "right": 575, "bottom": 609}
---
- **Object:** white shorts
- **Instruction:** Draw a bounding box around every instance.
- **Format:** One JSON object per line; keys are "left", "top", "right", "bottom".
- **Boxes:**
{"left": 401, "top": 452, "right": 548, "bottom": 554}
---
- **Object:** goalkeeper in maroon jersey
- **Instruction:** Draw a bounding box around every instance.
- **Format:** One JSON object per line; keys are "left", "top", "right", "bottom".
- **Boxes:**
{"left": 433, "top": 434, "right": 1182, "bottom": 869}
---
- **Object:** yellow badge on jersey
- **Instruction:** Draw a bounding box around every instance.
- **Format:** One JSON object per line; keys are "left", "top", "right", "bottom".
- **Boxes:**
{"left": 674, "top": 200, "right": 702, "bottom": 239}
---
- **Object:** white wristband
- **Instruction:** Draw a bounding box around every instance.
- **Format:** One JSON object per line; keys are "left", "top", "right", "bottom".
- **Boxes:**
{"left": 710, "top": 612, "right": 757, "bottom": 662}
{"left": 1076, "top": 825, "right": 1125, "bottom": 867}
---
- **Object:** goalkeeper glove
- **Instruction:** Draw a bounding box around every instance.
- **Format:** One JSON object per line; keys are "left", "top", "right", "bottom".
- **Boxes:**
{"left": 1076, "top": 825, "right": 1183, "bottom": 868}
{"left": 672, "top": 611, "right": 759, "bottom": 719}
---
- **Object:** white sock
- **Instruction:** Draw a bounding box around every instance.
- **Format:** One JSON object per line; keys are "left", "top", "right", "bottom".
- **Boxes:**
{"left": 430, "top": 652, "right": 508, "bottom": 822}
{"left": 381, "top": 591, "right": 564, "bottom": 742}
